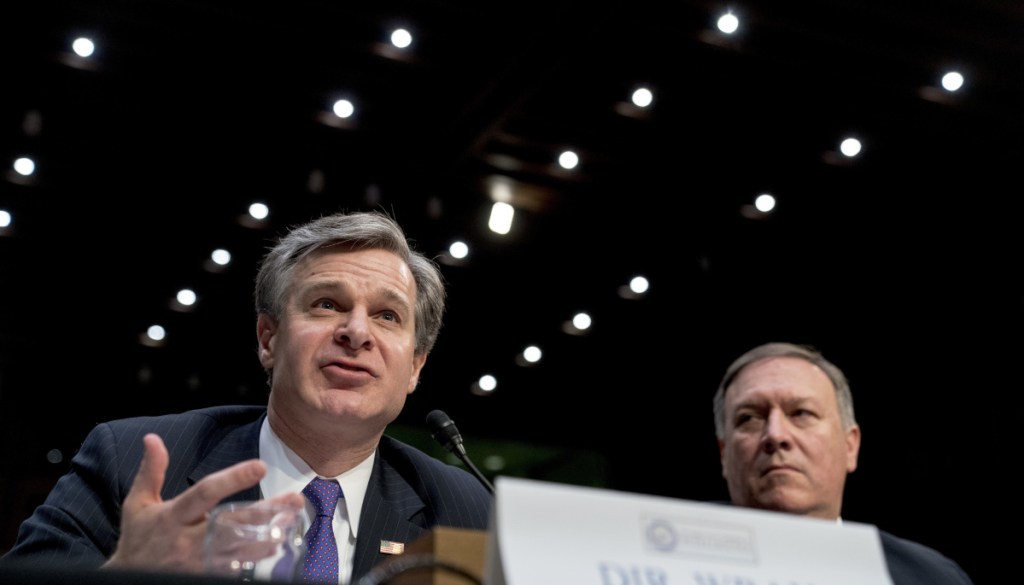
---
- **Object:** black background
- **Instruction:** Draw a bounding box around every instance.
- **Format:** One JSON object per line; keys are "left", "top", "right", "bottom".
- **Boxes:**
{"left": 2, "top": 1, "right": 1020, "bottom": 582}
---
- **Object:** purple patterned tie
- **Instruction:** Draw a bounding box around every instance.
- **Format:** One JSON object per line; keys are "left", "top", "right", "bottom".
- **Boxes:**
{"left": 302, "top": 478, "right": 342, "bottom": 583}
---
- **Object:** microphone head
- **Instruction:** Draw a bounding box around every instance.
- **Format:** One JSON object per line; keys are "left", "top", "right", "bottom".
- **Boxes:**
{"left": 424, "top": 410, "right": 493, "bottom": 494}
{"left": 425, "top": 409, "right": 465, "bottom": 455}
{"left": 425, "top": 409, "right": 452, "bottom": 432}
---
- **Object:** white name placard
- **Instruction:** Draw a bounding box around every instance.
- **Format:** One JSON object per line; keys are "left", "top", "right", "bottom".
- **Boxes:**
{"left": 484, "top": 476, "right": 892, "bottom": 585}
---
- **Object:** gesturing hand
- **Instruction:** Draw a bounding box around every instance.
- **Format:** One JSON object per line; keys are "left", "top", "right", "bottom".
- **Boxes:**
{"left": 102, "top": 433, "right": 304, "bottom": 574}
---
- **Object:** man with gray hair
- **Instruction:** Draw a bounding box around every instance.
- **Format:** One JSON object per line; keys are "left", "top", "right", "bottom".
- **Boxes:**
{"left": 713, "top": 341, "right": 972, "bottom": 584}
{"left": 4, "top": 210, "right": 492, "bottom": 584}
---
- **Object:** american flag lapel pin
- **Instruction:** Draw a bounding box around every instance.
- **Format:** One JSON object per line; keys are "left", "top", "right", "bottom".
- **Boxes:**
{"left": 379, "top": 540, "right": 405, "bottom": 555}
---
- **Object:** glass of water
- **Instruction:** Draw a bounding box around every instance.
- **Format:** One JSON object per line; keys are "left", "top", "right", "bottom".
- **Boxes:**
{"left": 204, "top": 500, "right": 309, "bottom": 582}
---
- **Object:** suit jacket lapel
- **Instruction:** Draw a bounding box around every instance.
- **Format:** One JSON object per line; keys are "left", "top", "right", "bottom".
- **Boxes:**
{"left": 351, "top": 451, "right": 428, "bottom": 580}
{"left": 187, "top": 412, "right": 265, "bottom": 502}
{"left": 179, "top": 416, "right": 429, "bottom": 579}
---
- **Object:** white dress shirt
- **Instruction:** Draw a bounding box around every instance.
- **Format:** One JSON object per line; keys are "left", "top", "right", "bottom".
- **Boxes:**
{"left": 258, "top": 416, "right": 375, "bottom": 585}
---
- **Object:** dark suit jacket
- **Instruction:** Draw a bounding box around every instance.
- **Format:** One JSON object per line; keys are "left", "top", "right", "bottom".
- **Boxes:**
{"left": 705, "top": 500, "right": 973, "bottom": 584}
{"left": 879, "top": 529, "right": 974, "bottom": 585}
{"left": 1, "top": 405, "right": 493, "bottom": 582}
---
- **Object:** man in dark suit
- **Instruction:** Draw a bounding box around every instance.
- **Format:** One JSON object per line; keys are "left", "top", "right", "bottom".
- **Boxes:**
{"left": 713, "top": 342, "right": 973, "bottom": 584}
{"left": 2, "top": 211, "right": 492, "bottom": 584}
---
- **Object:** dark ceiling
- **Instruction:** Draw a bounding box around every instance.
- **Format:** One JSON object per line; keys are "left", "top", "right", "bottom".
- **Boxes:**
{"left": 1, "top": 1, "right": 1020, "bottom": 581}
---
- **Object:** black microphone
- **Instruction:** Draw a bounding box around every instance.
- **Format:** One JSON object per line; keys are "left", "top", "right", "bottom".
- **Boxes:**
{"left": 425, "top": 409, "right": 495, "bottom": 494}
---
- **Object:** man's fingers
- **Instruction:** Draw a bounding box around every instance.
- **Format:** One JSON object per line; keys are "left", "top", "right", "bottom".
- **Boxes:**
{"left": 123, "top": 433, "right": 268, "bottom": 526}
{"left": 124, "top": 433, "right": 170, "bottom": 509}
{"left": 170, "top": 459, "right": 268, "bottom": 524}
{"left": 265, "top": 491, "right": 306, "bottom": 510}
{"left": 106, "top": 435, "right": 272, "bottom": 573}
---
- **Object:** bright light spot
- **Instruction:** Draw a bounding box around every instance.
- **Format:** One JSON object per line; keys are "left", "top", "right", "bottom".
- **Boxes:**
{"left": 478, "top": 375, "right": 497, "bottom": 391}
{"left": 631, "top": 88, "right": 653, "bottom": 108}
{"left": 840, "top": 137, "right": 862, "bottom": 157}
{"left": 717, "top": 12, "right": 739, "bottom": 34}
{"left": 0, "top": 210, "right": 11, "bottom": 228}
{"left": 72, "top": 37, "right": 95, "bottom": 57}
{"left": 333, "top": 99, "right": 355, "bottom": 118}
{"left": 941, "top": 71, "right": 964, "bottom": 92}
{"left": 14, "top": 157, "right": 35, "bottom": 176}
{"left": 558, "top": 150, "right": 579, "bottom": 170}
{"left": 248, "top": 202, "right": 269, "bottom": 220}
{"left": 176, "top": 288, "right": 197, "bottom": 306}
{"left": 629, "top": 276, "right": 649, "bottom": 294}
{"left": 147, "top": 325, "right": 166, "bottom": 341}
{"left": 449, "top": 240, "right": 469, "bottom": 259}
{"left": 522, "top": 345, "right": 542, "bottom": 363}
{"left": 488, "top": 202, "right": 514, "bottom": 235}
{"left": 490, "top": 180, "right": 514, "bottom": 202}
{"left": 390, "top": 28, "right": 412, "bottom": 48}
{"left": 754, "top": 193, "right": 776, "bottom": 212}
{"left": 211, "top": 249, "right": 232, "bottom": 266}
{"left": 572, "top": 312, "right": 592, "bottom": 330}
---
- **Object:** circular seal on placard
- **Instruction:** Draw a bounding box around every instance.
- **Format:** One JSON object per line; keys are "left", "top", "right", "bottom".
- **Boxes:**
{"left": 645, "top": 519, "right": 677, "bottom": 552}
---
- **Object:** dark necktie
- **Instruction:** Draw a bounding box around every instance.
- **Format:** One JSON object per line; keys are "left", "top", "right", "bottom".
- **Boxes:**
{"left": 302, "top": 478, "right": 342, "bottom": 583}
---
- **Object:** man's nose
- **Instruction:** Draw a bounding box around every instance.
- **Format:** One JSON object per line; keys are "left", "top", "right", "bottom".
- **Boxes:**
{"left": 334, "top": 308, "right": 372, "bottom": 350}
{"left": 761, "top": 409, "right": 792, "bottom": 454}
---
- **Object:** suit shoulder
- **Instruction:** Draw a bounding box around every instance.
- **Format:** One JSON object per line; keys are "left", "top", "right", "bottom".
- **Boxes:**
{"left": 377, "top": 435, "right": 488, "bottom": 491}
{"left": 878, "top": 529, "right": 974, "bottom": 584}
{"left": 378, "top": 434, "right": 454, "bottom": 472}
{"left": 87, "top": 405, "right": 266, "bottom": 459}
{"left": 101, "top": 405, "right": 266, "bottom": 433}
{"left": 376, "top": 435, "right": 492, "bottom": 529}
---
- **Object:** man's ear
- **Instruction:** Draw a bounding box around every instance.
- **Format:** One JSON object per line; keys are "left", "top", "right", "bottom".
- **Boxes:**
{"left": 845, "top": 424, "right": 861, "bottom": 473}
{"left": 256, "top": 314, "right": 278, "bottom": 369}
{"left": 718, "top": 438, "right": 728, "bottom": 479}
{"left": 406, "top": 353, "right": 428, "bottom": 394}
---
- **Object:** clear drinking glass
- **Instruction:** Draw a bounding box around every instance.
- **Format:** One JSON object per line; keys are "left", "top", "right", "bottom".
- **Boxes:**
{"left": 204, "top": 500, "right": 309, "bottom": 582}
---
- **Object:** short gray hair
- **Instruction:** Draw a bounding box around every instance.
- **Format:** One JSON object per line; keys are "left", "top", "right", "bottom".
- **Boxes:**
{"left": 254, "top": 210, "right": 446, "bottom": 356}
{"left": 713, "top": 342, "right": 857, "bottom": 438}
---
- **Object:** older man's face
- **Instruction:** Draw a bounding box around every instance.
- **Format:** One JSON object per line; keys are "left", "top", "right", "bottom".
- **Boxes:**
{"left": 718, "top": 356, "right": 861, "bottom": 520}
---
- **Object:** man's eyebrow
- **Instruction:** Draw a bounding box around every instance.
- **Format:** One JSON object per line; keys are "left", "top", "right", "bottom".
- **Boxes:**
{"left": 786, "top": 396, "right": 823, "bottom": 409}
{"left": 732, "top": 398, "right": 764, "bottom": 411}
{"left": 375, "top": 286, "right": 414, "bottom": 316}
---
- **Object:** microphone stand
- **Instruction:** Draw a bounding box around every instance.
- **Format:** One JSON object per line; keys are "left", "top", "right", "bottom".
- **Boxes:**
{"left": 451, "top": 445, "right": 495, "bottom": 494}
{"left": 427, "top": 410, "right": 496, "bottom": 494}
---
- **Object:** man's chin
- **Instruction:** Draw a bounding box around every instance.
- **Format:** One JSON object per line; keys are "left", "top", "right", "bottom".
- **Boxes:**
{"left": 753, "top": 488, "right": 814, "bottom": 515}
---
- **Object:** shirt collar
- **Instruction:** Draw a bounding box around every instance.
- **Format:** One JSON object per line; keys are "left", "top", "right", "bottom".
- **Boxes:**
{"left": 258, "top": 415, "right": 375, "bottom": 538}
